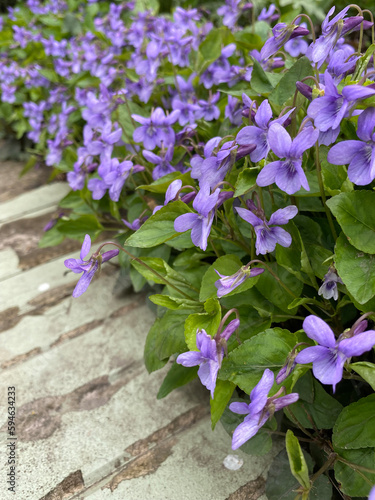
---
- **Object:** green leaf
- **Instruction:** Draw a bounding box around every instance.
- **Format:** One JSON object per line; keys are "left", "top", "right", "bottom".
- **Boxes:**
{"left": 234, "top": 30, "right": 263, "bottom": 51}
{"left": 335, "top": 233, "right": 375, "bottom": 304}
{"left": 116, "top": 100, "right": 149, "bottom": 138}
{"left": 210, "top": 380, "right": 236, "bottom": 430}
{"left": 288, "top": 372, "right": 343, "bottom": 429}
{"left": 56, "top": 215, "right": 103, "bottom": 240}
{"left": 184, "top": 298, "right": 221, "bottom": 351}
{"left": 269, "top": 56, "right": 313, "bottom": 107}
{"left": 333, "top": 394, "right": 375, "bottom": 450}
{"left": 137, "top": 171, "right": 192, "bottom": 193}
{"left": 131, "top": 257, "right": 170, "bottom": 284}
{"left": 198, "top": 28, "right": 222, "bottom": 65}
{"left": 144, "top": 318, "right": 169, "bottom": 373}
{"left": 219, "top": 328, "right": 298, "bottom": 393}
{"left": 197, "top": 27, "right": 234, "bottom": 73}
{"left": 327, "top": 191, "right": 375, "bottom": 254}
{"left": 38, "top": 226, "right": 65, "bottom": 248}
{"left": 349, "top": 362, "right": 375, "bottom": 391}
{"left": 199, "top": 255, "right": 261, "bottom": 302}
{"left": 320, "top": 146, "right": 353, "bottom": 195}
{"left": 285, "top": 430, "right": 310, "bottom": 490}
{"left": 125, "top": 201, "right": 191, "bottom": 248}
{"left": 157, "top": 362, "right": 198, "bottom": 399}
{"left": 20, "top": 155, "right": 37, "bottom": 176}
{"left": 149, "top": 294, "right": 201, "bottom": 311}
{"left": 250, "top": 59, "right": 275, "bottom": 94}
{"left": 354, "top": 43, "right": 375, "bottom": 80}
{"left": 38, "top": 68, "right": 59, "bottom": 83}
{"left": 334, "top": 448, "right": 375, "bottom": 497}
{"left": 287, "top": 297, "right": 314, "bottom": 310}
{"left": 153, "top": 309, "right": 190, "bottom": 361}
{"left": 234, "top": 167, "right": 259, "bottom": 197}
{"left": 255, "top": 262, "right": 303, "bottom": 314}
{"left": 266, "top": 450, "right": 332, "bottom": 500}
{"left": 275, "top": 221, "right": 304, "bottom": 282}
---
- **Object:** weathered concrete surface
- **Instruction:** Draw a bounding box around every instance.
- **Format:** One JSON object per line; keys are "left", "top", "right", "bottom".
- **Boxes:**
{"left": 0, "top": 163, "right": 274, "bottom": 500}
{"left": 0, "top": 182, "right": 70, "bottom": 225}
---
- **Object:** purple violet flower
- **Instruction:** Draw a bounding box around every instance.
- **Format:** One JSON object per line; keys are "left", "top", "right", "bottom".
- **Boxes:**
{"left": 215, "top": 265, "right": 264, "bottom": 298}
{"left": 122, "top": 215, "right": 148, "bottom": 231}
{"left": 64, "top": 235, "right": 119, "bottom": 298}
{"left": 230, "top": 369, "right": 299, "bottom": 450}
{"left": 306, "top": 7, "right": 372, "bottom": 68}
{"left": 225, "top": 95, "right": 243, "bottom": 126}
{"left": 257, "top": 123, "right": 319, "bottom": 194}
{"left": 318, "top": 267, "right": 343, "bottom": 300}
{"left": 196, "top": 92, "right": 221, "bottom": 121}
{"left": 176, "top": 319, "right": 239, "bottom": 398}
{"left": 153, "top": 179, "right": 183, "bottom": 214}
{"left": 307, "top": 71, "right": 375, "bottom": 134}
{"left": 284, "top": 23, "right": 308, "bottom": 57}
{"left": 143, "top": 145, "right": 175, "bottom": 180}
{"left": 217, "top": 0, "right": 241, "bottom": 29}
{"left": 236, "top": 100, "right": 293, "bottom": 163}
{"left": 132, "top": 107, "right": 180, "bottom": 150}
{"left": 258, "top": 4, "right": 279, "bottom": 23}
{"left": 296, "top": 315, "right": 375, "bottom": 392}
{"left": 260, "top": 22, "right": 309, "bottom": 61}
{"left": 174, "top": 184, "right": 221, "bottom": 251}
{"left": 236, "top": 202, "right": 298, "bottom": 254}
{"left": 327, "top": 107, "right": 375, "bottom": 185}
{"left": 190, "top": 136, "right": 222, "bottom": 180}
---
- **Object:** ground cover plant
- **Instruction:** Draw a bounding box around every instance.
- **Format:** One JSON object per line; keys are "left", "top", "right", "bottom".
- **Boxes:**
{"left": 2, "top": 0, "right": 375, "bottom": 497}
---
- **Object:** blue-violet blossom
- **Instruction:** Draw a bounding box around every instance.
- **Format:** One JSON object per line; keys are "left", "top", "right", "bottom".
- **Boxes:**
{"left": 230, "top": 369, "right": 299, "bottom": 449}
{"left": 295, "top": 315, "right": 375, "bottom": 392}
{"left": 64, "top": 235, "right": 119, "bottom": 297}
{"left": 257, "top": 123, "right": 319, "bottom": 194}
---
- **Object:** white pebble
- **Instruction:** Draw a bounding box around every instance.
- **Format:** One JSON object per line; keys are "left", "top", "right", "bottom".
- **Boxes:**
{"left": 223, "top": 454, "right": 243, "bottom": 470}
{"left": 38, "top": 283, "right": 50, "bottom": 292}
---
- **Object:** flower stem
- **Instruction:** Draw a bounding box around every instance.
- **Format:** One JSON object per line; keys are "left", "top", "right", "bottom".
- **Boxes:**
{"left": 310, "top": 453, "right": 337, "bottom": 484}
{"left": 314, "top": 142, "right": 337, "bottom": 241}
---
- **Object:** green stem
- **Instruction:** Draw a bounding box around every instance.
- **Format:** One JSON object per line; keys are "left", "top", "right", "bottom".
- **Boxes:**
{"left": 336, "top": 456, "right": 375, "bottom": 475}
{"left": 209, "top": 237, "right": 221, "bottom": 258}
{"left": 95, "top": 242, "right": 198, "bottom": 301}
{"left": 314, "top": 142, "right": 337, "bottom": 241}
{"left": 310, "top": 453, "right": 337, "bottom": 484}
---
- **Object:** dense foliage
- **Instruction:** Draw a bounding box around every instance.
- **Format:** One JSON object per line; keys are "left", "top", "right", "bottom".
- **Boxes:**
{"left": 2, "top": 1, "right": 375, "bottom": 498}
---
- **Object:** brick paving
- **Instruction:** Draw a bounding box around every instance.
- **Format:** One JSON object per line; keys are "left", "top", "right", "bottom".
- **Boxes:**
{"left": 0, "top": 162, "right": 274, "bottom": 500}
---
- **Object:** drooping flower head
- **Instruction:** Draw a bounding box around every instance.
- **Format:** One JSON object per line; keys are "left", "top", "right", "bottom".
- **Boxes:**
{"left": 318, "top": 266, "right": 343, "bottom": 300}
{"left": 176, "top": 316, "right": 240, "bottom": 397}
{"left": 174, "top": 184, "right": 223, "bottom": 251}
{"left": 296, "top": 315, "right": 375, "bottom": 392}
{"left": 307, "top": 71, "right": 375, "bottom": 136}
{"left": 306, "top": 7, "right": 372, "bottom": 68}
{"left": 64, "top": 235, "right": 119, "bottom": 297}
{"left": 230, "top": 369, "right": 299, "bottom": 449}
{"left": 215, "top": 263, "right": 264, "bottom": 298}
{"left": 260, "top": 22, "right": 309, "bottom": 61}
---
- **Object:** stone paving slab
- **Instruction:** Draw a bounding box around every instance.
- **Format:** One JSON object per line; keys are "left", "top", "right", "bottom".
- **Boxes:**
{"left": 0, "top": 272, "right": 134, "bottom": 367}
{"left": 0, "top": 182, "right": 70, "bottom": 226}
{"left": 0, "top": 165, "right": 274, "bottom": 500}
